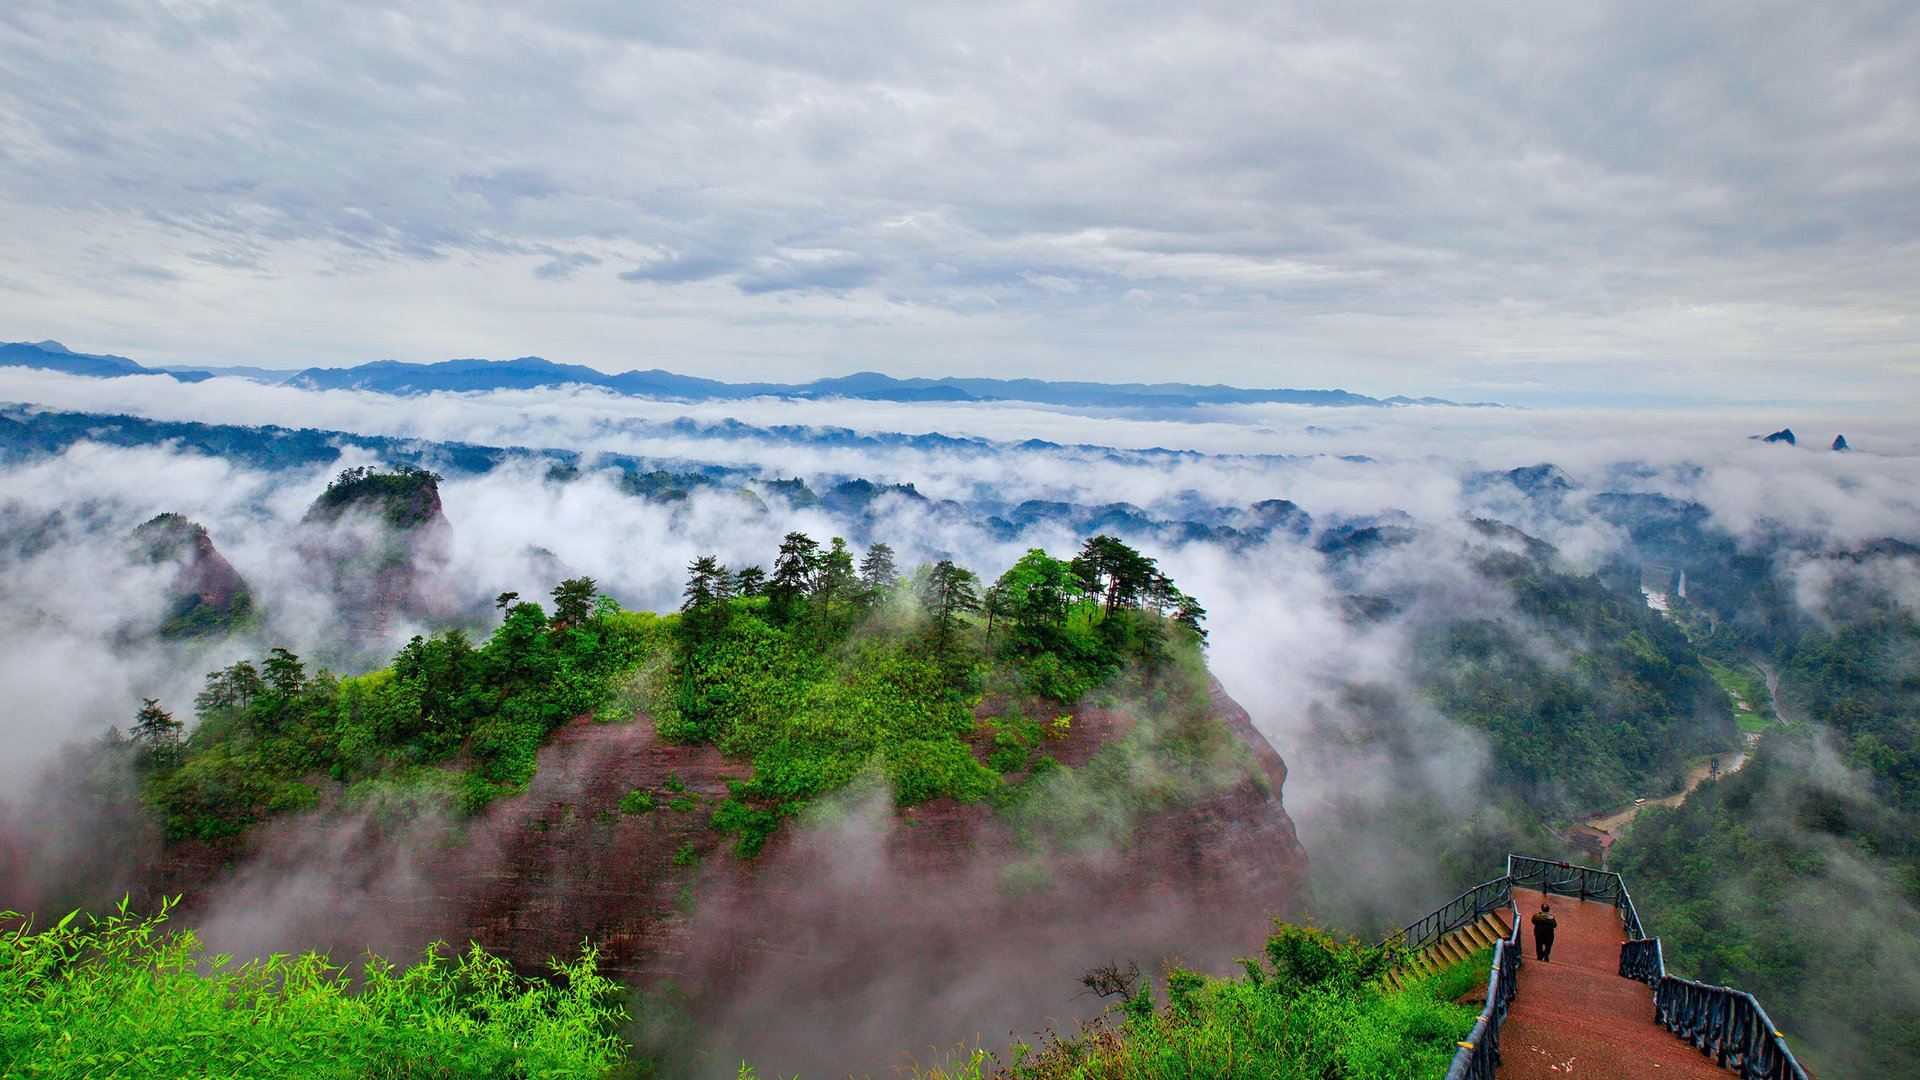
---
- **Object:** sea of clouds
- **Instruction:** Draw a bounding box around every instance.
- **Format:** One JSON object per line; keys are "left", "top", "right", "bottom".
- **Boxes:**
{"left": 1, "top": 367, "right": 1916, "bottom": 1073}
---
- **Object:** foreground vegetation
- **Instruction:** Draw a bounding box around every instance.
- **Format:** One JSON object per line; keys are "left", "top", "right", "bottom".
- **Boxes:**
{"left": 0, "top": 900, "right": 629, "bottom": 1080}
{"left": 0, "top": 906, "right": 1485, "bottom": 1080}
{"left": 916, "top": 925, "right": 1483, "bottom": 1080}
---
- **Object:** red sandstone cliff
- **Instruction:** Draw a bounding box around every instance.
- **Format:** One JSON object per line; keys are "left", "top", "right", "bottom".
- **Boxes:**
{"left": 129, "top": 513, "right": 251, "bottom": 633}
{"left": 140, "top": 678, "right": 1305, "bottom": 1075}
{"left": 293, "top": 474, "right": 454, "bottom": 640}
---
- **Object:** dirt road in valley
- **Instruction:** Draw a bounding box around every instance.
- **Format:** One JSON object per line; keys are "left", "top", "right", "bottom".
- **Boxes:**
{"left": 1753, "top": 659, "right": 1802, "bottom": 725}
{"left": 1581, "top": 655, "right": 1793, "bottom": 839}
{"left": 1582, "top": 744, "right": 1753, "bottom": 835}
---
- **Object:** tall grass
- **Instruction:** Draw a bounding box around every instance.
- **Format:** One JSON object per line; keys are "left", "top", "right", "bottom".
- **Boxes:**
{"left": 0, "top": 898, "right": 630, "bottom": 1079}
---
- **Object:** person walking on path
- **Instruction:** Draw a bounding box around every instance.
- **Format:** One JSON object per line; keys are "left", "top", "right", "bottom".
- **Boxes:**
{"left": 1531, "top": 901, "right": 1558, "bottom": 961}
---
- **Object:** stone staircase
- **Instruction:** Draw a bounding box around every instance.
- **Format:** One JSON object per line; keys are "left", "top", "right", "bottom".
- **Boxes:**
{"left": 1383, "top": 910, "right": 1511, "bottom": 991}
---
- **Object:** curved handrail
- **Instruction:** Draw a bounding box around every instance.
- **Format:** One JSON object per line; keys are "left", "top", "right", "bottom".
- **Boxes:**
{"left": 1619, "top": 924, "right": 1808, "bottom": 1077}
{"left": 1619, "top": 937, "right": 1663, "bottom": 983}
{"left": 1441, "top": 905, "right": 1520, "bottom": 1080}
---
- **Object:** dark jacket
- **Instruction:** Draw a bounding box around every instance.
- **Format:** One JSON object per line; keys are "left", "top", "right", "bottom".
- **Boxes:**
{"left": 1531, "top": 911, "right": 1558, "bottom": 938}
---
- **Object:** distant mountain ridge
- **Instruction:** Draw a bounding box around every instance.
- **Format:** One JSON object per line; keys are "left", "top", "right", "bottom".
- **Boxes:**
{"left": 0, "top": 340, "right": 210, "bottom": 382}
{"left": 1, "top": 339, "right": 1498, "bottom": 408}
{"left": 284, "top": 355, "right": 1494, "bottom": 408}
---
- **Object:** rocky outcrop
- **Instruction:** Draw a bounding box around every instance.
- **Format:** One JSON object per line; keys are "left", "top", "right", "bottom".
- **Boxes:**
{"left": 1754, "top": 428, "right": 1796, "bottom": 445}
{"left": 142, "top": 680, "right": 1308, "bottom": 1073}
{"left": 1833, "top": 434, "right": 1850, "bottom": 452}
{"left": 129, "top": 513, "right": 252, "bottom": 637}
{"left": 294, "top": 467, "right": 454, "bottom": 640}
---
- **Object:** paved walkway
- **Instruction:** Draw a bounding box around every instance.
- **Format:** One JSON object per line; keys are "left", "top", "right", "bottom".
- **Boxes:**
{"left": 1497, "top": 889, "right": 1727, "bottom": 1080}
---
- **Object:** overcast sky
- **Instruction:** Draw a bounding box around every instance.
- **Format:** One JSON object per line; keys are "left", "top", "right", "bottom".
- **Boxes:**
{"left": 1, "top": 1, "right": 1916, "bottom": 406}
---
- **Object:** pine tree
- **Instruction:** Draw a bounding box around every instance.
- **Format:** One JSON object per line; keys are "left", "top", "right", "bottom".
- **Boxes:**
{"left": 815, "top": 537, "right": 857, "bottom": 615}
{"left": 132, "top": 697, "right": 182, "bottom": 769}
{"left": 920, "top": 559, "right": 982, "bottom": 659}
{"left": 1173, "top": 593, "right": 1209, "bottom": 643}
{"left": 263, "top": 647, "right": 307, "bottom": 697}
{"left": 734, "top": 565, "right": 767, "bottom": 597}
{"left": 857, "top": 542, "right": 899, "bottom": 602}
{"left": 551, "top": 577, "right": 598, "bottom": 629}
{"left": 196, "top": 660, "right": 263, "bottom": 716}
{"left": 682, "top": 555, "right": 730, "bottom": 610}
{"left": 769, "top": 532, "right": 822, "bottom": 619}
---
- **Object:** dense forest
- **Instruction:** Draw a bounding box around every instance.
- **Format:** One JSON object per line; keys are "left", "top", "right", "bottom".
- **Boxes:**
{"left": 1304, "top": 521, "right": 1742, "bottom": 931}
{"left": 100, "top": 523, "right": 1214, "bottom": 856}
{"left": 1421, "top": 535, "right": 1736, "bottom": 817}
{"left": 1613, "top": 604, "right": 1920, "bottom": 1077}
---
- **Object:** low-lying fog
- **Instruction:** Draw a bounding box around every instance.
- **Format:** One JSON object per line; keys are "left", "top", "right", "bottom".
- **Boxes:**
{"left": 3, "top": 364, "right": 1916, "bottom": 804}
{"left": 1, "top": 366, "right": 1916, "bottom": 1073}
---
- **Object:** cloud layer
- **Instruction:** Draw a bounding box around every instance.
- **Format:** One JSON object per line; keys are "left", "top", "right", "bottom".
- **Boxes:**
{"left": 2, "top": 2, "right": 1917, "bottom": 403}
{"left": 1, "top": 373, "right": 1915, "bottom": 801}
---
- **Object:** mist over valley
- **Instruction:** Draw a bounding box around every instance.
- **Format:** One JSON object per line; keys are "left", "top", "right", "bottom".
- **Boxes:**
{"left": 5, "top": 2, "right": 1918, "bottom": 1075}
{"left": 1, "top": 359, "right": 1915, "bottom": 1076}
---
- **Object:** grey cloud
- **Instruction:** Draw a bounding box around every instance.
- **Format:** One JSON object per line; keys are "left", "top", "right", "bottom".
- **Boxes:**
{"left": 0, "top": 1, "right": 1916, "bottom": 398}
{"left": 735, "top": 252, "right": 880, "bottom": 294}
{"left": 620, "top": 251, "right": 742, "bottom": 284}
{"left": 118, "top": 262, "right": 181, "bottom": 282}
{"left": 533, "top": 249, "right": 602, "bottom": 280}
{"left": 456, "top": 168, "right": 563, "bottom": 211}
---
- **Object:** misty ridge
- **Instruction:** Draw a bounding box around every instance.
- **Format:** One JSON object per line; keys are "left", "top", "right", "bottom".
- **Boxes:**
{"left": 1, "top": 337, "right": 1495, "bottom": 409}
{"left": 0, "top": 363, "right": 1917, "bottom": 1075}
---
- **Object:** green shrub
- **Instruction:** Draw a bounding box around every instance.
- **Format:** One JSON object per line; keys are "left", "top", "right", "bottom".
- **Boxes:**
{"left": 911, "top": 921, "right": 1477, "bottom": 1080}
{"left": 0, "top": 899, "right": 630, "bottom": 1079}
{"left": 618, "top": 789, "right": 657, "bottom": 814}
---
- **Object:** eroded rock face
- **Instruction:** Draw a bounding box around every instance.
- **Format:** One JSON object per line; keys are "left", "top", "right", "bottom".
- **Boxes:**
{"left": 143, "top": 680, "right": 1307, "bottom": 1076}
{"left": 674, "top": 681, "right": 1308, "bottom": 1075}
{"left": 294, "top": 470, "right": 454, "bottom": 640}
{"left": 129, "top": 513, "right": 251, "bottom": 636}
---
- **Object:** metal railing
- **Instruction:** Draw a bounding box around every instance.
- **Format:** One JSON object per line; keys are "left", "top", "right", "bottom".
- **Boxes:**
{"left": 1507, "top": 853, "right": 1646, "bottom": 939}
{"left": 1442, "top": 906, "right": 1520, "bottom": 1080}
{"left": 1393, "top": 854, "right": 1811, "bottom": 1080}
{"left": 1617, "top": 915, "right": 1809, "bottom": 1079}
{"left": 1395, "top": 875, "right": 1513, "bottom": 955}
{"left": 1650, "top": 979, "right": 1807, "bottom": 1080}
{"left": 1619, "top": 937, "right": 1663, "bottom": 983}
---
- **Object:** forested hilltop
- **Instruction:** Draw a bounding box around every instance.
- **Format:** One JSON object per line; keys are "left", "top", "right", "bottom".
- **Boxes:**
{"left": 89, "top": 526, "right": 1211, "bottom": 854}
{"left": 11, "top": 510, "right": 1298, "bottom": 1077}
{"left": 3, "top": 461, "right": 1496, "bottom": 1078}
